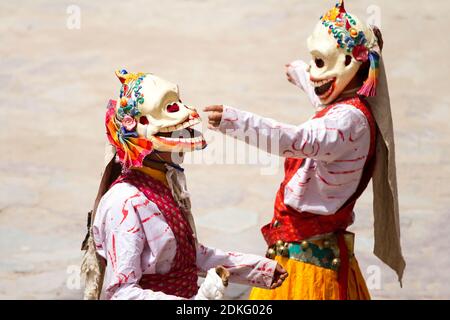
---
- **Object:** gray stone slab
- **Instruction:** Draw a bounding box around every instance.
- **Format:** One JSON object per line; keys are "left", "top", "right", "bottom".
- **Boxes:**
{"left": 196, "top": 207, "right": 259, "bottom": 234}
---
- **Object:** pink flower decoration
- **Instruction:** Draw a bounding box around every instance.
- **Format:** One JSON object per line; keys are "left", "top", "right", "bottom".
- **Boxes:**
{"left": 352, "top": 45, "right": 369, "bottom": 62}
{"left": 122, "top": 115, "right": 137, "bottom": 131}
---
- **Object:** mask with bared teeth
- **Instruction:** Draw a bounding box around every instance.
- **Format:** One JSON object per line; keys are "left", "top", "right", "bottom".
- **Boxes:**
{"left": 307, "top": 0, "right": 381, "bottom": 105}
{"left": 105, "top": 69, "right": 206, "bottom": 168}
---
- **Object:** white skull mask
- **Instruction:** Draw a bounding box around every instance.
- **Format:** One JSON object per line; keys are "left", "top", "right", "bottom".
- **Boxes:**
{"left": 106, "top": 70, "right": 206, "bottom": 168}
{"left": 132, "top": 74, "right": 205, "bottom": 152}
{"left": 307, "top": 1, "right": 378, "bottom": 105}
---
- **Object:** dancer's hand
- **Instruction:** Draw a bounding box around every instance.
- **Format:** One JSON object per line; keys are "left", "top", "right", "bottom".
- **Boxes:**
{"left": 203, "top": 105, "right": 224, "bottom": 129}
{"left": 270, "top": 263, "right": 288, "bottom": 289}
{"left": 194, "top": 267, "right": 228, "bottom": 300}
{"left": 286, "top": 60, "right": 311, "bottom": 87}
{"left": 285, "top": 63, "right": 297, "bottom": 85}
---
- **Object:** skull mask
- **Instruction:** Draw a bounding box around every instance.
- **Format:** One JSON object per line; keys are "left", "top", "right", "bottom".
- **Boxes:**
{"left": 106, "top": 70, "right": 206, "bottom": 168}
{"left": 307, "top": 0, "right": 380, "bottom": 105}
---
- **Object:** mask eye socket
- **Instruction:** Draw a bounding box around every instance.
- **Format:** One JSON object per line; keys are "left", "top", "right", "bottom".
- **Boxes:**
{"left": 139, "top": 116, "right": 149, "bottom": 125}
{"left": 315, "top": 58, "right": 325, "bottom": 68}
{"left": 167, "top": 103, "right": 180, "bottom": 113}
{"left": 345, "top": 55, "right": 352, "bottom": 66}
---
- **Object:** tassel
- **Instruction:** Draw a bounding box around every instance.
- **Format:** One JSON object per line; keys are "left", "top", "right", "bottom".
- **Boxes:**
{"left": 81, "top": 234, "right": 105, "bottom": 300}
{"left": 358, "top": 50, "right": 380, "bottom": 97}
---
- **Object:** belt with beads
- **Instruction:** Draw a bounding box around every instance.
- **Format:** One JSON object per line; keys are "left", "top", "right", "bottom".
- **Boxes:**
{"left": 265, "top": 232, "right": 355, "bottom": 271}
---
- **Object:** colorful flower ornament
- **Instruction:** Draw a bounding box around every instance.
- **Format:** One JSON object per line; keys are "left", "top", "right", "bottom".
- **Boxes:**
{"left": 105, "top": 69, "right": 153, "bottom": 169}
{"left": 320, "top": 0, "right": 380, "bottom": 96}
{"left": 122, "top": 115, "right": 137, "bottom": 132}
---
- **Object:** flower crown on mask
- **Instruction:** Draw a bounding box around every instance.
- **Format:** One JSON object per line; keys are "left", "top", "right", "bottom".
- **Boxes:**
{"left": 105, "top": 69, "right": 153, "bottom": 169}
{"left": 321, "top": 0, "right": 380, "bottom": 96}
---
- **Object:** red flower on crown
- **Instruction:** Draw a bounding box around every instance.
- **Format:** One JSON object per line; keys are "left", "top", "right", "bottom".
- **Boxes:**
{"left": 352, "top": 45, "right": 369, "bottom": 62}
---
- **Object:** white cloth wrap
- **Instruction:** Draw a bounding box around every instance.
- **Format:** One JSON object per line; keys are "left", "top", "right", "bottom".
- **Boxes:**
{"left": 165, "top": 164, "right": 197, "bottom": 242}
{"left": 194, "top": 268, "right": 226, "bottom": 300}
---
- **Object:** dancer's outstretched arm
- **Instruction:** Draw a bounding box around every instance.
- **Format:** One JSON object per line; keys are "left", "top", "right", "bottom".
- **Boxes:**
{"left": 204, "top": 103, "right": 369, "bottom": 163}
{"left": 196, "top": 244, "right": 287, "bottom": 289}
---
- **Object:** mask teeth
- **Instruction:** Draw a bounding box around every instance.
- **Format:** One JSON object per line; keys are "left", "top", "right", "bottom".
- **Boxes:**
{"left": 357, "top": 50, "right": 380, "bottom": 97}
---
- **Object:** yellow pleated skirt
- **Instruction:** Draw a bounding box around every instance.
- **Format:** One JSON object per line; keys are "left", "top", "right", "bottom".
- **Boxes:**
{"left": 249, "top": 256, "right": 370, "bottom": 300}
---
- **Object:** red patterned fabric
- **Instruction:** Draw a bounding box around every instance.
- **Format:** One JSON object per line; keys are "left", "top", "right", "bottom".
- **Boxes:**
{"left": 111, "top": 170, "right": 198, "bottom": 298}
{"left": 262, "top": 97, "right": 377, "bottom": 246}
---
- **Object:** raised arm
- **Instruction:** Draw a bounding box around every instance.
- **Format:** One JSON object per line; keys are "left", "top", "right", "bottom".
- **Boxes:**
{"left": 286, "top": 59, "right": 321, "bottom": 108}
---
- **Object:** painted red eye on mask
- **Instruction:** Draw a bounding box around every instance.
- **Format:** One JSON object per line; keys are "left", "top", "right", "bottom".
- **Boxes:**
{"left": 167, "top": 103, "right": 180, "bottom": 113}
{"left": 139, "top": 116, "right": 149, "bottom": 125}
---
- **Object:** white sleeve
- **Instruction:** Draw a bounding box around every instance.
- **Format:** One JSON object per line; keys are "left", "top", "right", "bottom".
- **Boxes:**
{"left": 287, "top": 60, "right": 321, "bottom": 108}
{"left": 196, "top": 243, "right": 277, "bottom": 289}
{"left": 218, "top": 104, "right": 369, "bottom": 163}
{"left": 96, "top": 194, "right": 184, "bottom": 300}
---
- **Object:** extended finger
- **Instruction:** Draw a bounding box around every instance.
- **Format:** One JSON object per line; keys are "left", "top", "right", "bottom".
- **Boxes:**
{"left": 208, "top": 112, "right": 222, "bottom": 122}
{"left": 271, "top": 279, "right": 283, "bottom": 289}
{"left": 203, "top": 105, "right": 223, "bottom": 113}
{"left": 276, "top": 264, "right": 287, "bottom": 273}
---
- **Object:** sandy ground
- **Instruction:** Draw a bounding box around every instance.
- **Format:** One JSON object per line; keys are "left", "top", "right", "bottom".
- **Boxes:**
{"left": 0, "top": 0, "right": 449, "bottom": 299}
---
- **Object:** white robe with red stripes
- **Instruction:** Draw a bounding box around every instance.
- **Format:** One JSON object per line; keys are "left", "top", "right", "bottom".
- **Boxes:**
{"left": 218, "top": 60, "right": 371, "bottom": 215}
{"left": 93, "top": 181, "right": 277, "bottom": 300}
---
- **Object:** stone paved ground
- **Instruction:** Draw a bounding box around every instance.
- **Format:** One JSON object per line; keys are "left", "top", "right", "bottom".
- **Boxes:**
{"left": 1, "top": 0, "right": 449, "bottom": 299}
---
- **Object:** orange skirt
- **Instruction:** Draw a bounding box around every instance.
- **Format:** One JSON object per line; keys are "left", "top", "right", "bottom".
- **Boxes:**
{"left": 249, "top": 256, "right": 370, "bottom": 300}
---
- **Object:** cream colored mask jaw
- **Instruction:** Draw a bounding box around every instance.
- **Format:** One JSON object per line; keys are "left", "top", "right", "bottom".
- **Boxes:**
{"left": 116, "top": 72, "right": 206, "bottom": 154}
